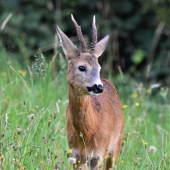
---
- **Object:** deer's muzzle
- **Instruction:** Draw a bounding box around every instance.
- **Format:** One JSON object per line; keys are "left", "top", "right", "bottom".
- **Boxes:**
{"left": 87, "top": 84, "right": 104, "bottom": 94}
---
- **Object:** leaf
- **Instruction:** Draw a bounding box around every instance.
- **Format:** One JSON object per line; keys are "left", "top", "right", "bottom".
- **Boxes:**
{"left": 131, "top": 49, "right": 146, "bottom": 64}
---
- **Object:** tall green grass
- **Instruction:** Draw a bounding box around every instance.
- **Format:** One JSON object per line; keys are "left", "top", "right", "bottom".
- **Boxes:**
{"left": 0, "top": 48, "right": 169, "bottom": 170}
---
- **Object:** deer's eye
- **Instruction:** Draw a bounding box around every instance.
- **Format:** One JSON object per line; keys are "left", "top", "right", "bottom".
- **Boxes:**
{"left": 79, "top": 66, "right": 86, "bottom": 72}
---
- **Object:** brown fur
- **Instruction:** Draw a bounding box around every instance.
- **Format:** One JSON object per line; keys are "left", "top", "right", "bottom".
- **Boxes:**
{"left": 56, "top": 20, "right": 124, "bottom": 169}
{"left": 66, "top": 69, "right": 124, "bottom": 169}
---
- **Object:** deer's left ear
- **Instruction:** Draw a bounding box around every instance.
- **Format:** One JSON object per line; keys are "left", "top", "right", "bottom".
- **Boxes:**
{"left": 93, "top": 35, "right": 110, "bottom": 58}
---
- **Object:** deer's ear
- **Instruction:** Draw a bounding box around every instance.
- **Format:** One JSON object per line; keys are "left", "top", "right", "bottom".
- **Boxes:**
{"left": 56, "top": 25, "right": 80, "bottom": 60}
{"left": 93, "top": 35, "right": 109, "bottom": 58}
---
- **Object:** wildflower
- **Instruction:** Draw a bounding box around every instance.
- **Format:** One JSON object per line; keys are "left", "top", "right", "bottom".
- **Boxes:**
{"left": 139, "top": 83, "right": 143, "bottom": 87}
{"left": 18, "top": 70, "right": 22, "bottom": 74}
{"left": 53, "top": 164, "right": 57, "bottom": 169}
{"left": 104, "top": 155, "right": 107, "bottom": 159}
{"left": 30, "top": 148, "right": 32, "bottom": 152}
{"left": 131, "top": 93, "right": 137, "bottom": 98}
{"left": 67, "top": 149, "right": 72, "bottom": 154}
{"left": 142, "top": 140, "right": 144, "bottom": 144}
{"left": 147, "top": 88, "right": 152, "bottom": 94}
{"left": 22, "top": 71, "right": 26, "bottom": 76}
{"left": 1, "top": 138, "right": 4, "bottom": 142}
{"left": 75, "top": 165, "right": 77, "bottom": 168}
{"left": 27, "top": 114, "right": 34, "bottom": 120}
{"left": 16, "top": 159, "right": 19, "bottom": 164}
{"left": 121, "top": 160, "right": 123, "bottom": 163}
{"left": 137, "top": 157, "right": 141, "bottom": 161}
{"left": 14, "top": 131, "right": 17, "bottom": 136}
{"left": 40, "top": 161, "right": 43, "bottom": 165}
{"left": 31, "top": 109, "right": 35, "bottom": 112}
{"left": 1, "top": 155, "right": 5, "bottom": 160}
{"left": 7, "top": 116, "right": 9, "bottom": 120}
{"left": 68, "top": 157, "right": 76, "bottom": 164}
{"left": 2, "top": 72, "right": 7, "bottom": 76}
{"left": 78, "top": 160, "right": 80, "bottom": 164}
{"left": 122, "top": 105, "right": 128, "bottom": 109}
{"left": 135, "top": 103, "right": 140, "bottom": 106}
{"left": 48, "top": 119, "right": 51, "bottom": 126}
{"left": 149, "top": 146, "right": 157, "bottom": 153}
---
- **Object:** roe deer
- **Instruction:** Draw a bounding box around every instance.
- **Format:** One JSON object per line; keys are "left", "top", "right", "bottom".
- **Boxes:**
{"left": 56, "top": 15, "right": 124, "bottom": 170}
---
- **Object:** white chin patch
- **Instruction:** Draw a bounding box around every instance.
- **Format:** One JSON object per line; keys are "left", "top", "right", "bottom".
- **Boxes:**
{"left": 89, "top": 91, "right": 99, "bottom": 96}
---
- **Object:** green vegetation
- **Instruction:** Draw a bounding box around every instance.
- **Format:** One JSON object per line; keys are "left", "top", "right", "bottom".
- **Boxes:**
{"left": 0, "top": 49, "right": 169, "bottom": 169}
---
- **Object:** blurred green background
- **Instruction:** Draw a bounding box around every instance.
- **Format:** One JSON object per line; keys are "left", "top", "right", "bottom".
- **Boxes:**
{"left": 0, "top": 0, "right": 170, "bottom": 85}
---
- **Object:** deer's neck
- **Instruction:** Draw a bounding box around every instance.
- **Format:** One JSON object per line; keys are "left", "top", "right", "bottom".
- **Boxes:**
{"left": 68, "top": 85, "right": 96, "bottom": 137}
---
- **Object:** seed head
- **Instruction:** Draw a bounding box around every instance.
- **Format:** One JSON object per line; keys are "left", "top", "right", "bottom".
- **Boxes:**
{"left": 27, "top": 114, "right": 34, "bottom": 120}
{"left": 68, "top": 157, "right": 76, "bottom": 164}
{"left": 149, "top": 146, "right": 157, "bottom": 153}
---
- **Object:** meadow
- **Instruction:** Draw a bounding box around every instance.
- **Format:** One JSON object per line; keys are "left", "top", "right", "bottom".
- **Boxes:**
{"left": 0, "top": 48, "right": 169, "bottom": 170}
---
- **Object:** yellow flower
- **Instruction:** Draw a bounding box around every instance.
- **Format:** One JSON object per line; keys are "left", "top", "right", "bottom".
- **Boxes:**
{"left": 16, "top": 159, "right": 19, "bottom": 164}
{"left": 139, "top": 83, "right": 143, "bottom": 87}
{"left": 31, "top": 109, "right": 35, "bottom": 112}
{"left": 7, "top": 116, "right": 9, "bottom": 120}
{"left": 144, "top": 142, "right": 147, "bottom": 145}
{"left": 142, "top": 140, "right": 144, "bottom": 144}
{"left": 78, "top": 160, "right": 80, "bottom": 164}
{"left": 2, "top": 138, "right": 4, "bottom": 142}
{"left": 104, "top": 155, "right": 107, "bottom": 159}
{"left": 147, "top": 88, "right": 152, "bottom": 94}
{"left": 122, "top": 105, "right": 128, "bottom": 109}
{"left": 18, "top": 70, "right": 22, "bottom": 74}
{"left": 1, "top": 155, "right": 5, "bottom": 160}
{"left": 2, "top": 72, "right": 7, "bottom": 76}
{"left": 40, "top": 161, "right": 43, "bottom": 165}
{"left": 131, "top": 93, "right": 137, "bottom": 98}
{"left": 22, "top": 71, "right": 26, "bottom": 76}
{"left": 121, "top": 160, "right": 123, "bottom": 163}
{"left": 75, "top": 165, "right": 77, "bottom": 168}
{"left": 136, "top": 103, "right": 140, "bottom": 106}
{"left": 67, "top": 149, "right": 72, "bottom": 154}
{"left": 48, "top": 119, "right": 51, "bottom": 123}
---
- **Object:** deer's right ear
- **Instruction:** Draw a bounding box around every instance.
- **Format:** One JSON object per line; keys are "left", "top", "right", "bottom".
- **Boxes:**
{"left": 56, "top": 25, "right": 80, "bottom": 60}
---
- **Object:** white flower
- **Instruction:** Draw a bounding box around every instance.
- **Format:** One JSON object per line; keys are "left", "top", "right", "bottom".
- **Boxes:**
{"left": 149, "top": 146, "right": 157, "bottom": 153}
{"left": 27, "top": 114, "right": 34, "bottom": 120}
{"left": 68, "top": 157, "right": 76, "bottom": 164}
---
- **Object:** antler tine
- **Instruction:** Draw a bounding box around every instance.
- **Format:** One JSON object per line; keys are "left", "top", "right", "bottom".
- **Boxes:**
{"left": 90, "top": 15, "right": 97, "bottom": 54}
{"left": 71, "top": 14, "right": 88, "bottom": 52}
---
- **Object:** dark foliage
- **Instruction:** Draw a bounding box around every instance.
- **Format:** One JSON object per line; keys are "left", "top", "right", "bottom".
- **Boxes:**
{"left": 0, "top": 0, "right": 169, "bottom": 85}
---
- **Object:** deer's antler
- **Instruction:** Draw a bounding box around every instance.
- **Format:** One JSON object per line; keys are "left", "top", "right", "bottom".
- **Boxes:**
{"left": 90, "top": 15, "right": 97, "bottom": 54}
{"left": 71, "top": 14, "right": 88, "bottom": 53}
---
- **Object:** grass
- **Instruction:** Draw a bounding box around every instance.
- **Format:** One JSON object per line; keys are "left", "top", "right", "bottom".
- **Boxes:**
{"left": 0, "top": 48, "right": 169, "bottom": 170}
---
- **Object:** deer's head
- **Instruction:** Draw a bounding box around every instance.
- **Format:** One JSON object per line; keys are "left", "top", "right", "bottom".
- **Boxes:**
{"left": 56, "top": 15, "right": 109, "bottom": 96}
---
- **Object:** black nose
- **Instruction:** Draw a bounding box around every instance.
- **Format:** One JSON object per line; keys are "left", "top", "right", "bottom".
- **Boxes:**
{"left": 96, "top": 84, "right": 104, "bottom": 93}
